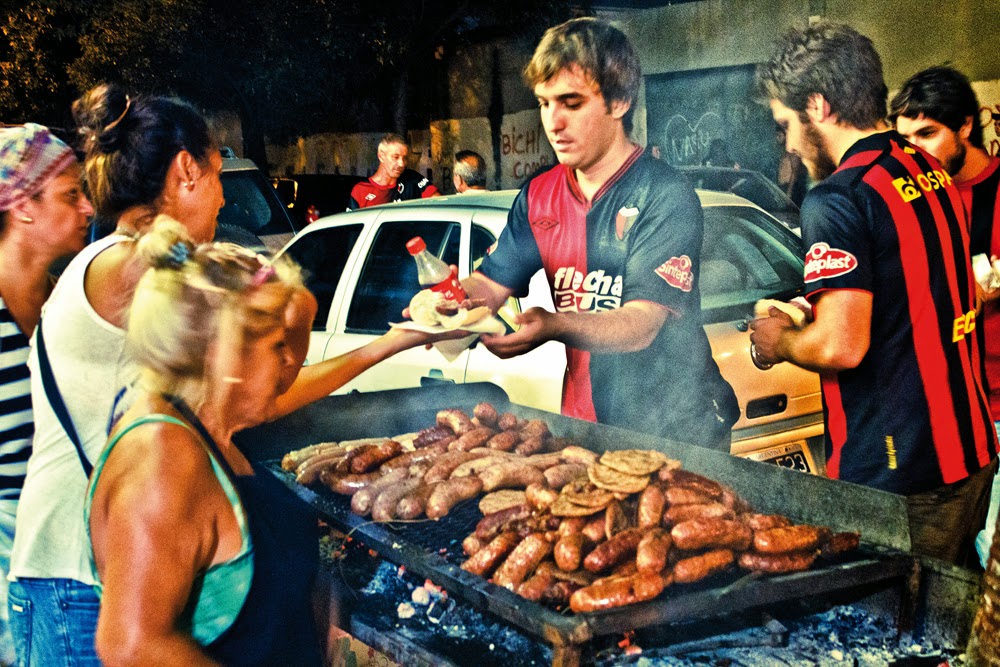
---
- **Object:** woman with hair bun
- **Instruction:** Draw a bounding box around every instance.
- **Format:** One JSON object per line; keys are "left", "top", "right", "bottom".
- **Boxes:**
{"left": 86, "top": 217, "right": 320, "bottom": 664}
{"left": 0, "top": 123, "right": 93, "bottom": 664}
{"left": 8, "top": 85, "right": 439, "bottom": 665}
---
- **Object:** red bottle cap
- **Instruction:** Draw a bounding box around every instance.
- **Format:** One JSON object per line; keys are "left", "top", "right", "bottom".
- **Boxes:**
{"left": 406, "top": 237, "right": 426, "bottom": 255}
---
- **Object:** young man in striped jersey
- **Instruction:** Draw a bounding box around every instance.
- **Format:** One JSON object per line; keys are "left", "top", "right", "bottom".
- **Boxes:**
{"left": 751, "top": 23, "right": 999, "bottom": 566}
{"left": 890, "top": 66, "right": 1000, "bottom": 568}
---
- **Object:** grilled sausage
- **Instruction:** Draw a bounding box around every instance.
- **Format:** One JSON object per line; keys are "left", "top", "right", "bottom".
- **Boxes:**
{"left": 738, "top": 550, "right": 817, "bottom": 573}
{"left": 492, "top": 533, "right": 553, "bottom": 590}
{"left": 583, "top": 527, "right": 644, "bottom": 573}
{"left": 671, "top": 518, "right": 753, "bottom": 552}
{"left": 321, "top": 468, "right": 389, "bottom": 496}
{"left": 437, "top": 408, "right": 475, "bottom": 435}
{"left": 543, "top": 463, "right": 588, "bottom": 490}
{"left": 519, "top": 419, "right": 551, "bottom": 440}
{"left": 637, "top": 485, "right": 666, "bottom": 529}
{"left": 349, "top": 468, "right": 410, "bottom": 516}
{"left": 474, "top": 504, "right": 533, "bottom": 541}
{"left": 371, "top": 478, "right": 425, "bottom": 522}
{"left": 282, "top": 442, "right": 342, "bottom": 471}
{"left": 753, "top": 525, "right": 824, "bottom": 554}
{"left": 524, "top": 452, "right": 564, "bottom": 470}
{"left": 663, "top": 503, "right": 735, "bottom": 526}
{"left": 413, "top": 425, "right": 454, "bottom": 448}
{"left": 350, "top": 439, "right": 403, "bottom": 474}
{"left": 541, "top": 580, "right": 579, "bottom": 607}
{"left": 525, "top": 483, "right": 559, "bottom": 511}
{"left": 582, "top": 513, "right": 607, "bottom": 543}
{"left": 449, "top": 427, "right": 496, "bottom": 452}
{"left": 395, "top": 481, "right": 440, "bottom": 520}
{"left": 473, "top": 402, "right": 499, "bottom": 428}
{"left": 557, "top": 516, "right": 588, "bottom": 538}
{"left": 462, "top": 531, "right": 521, "bottom": 577}
{"left": 720, "top": 484, "right": 753, "bottom": 513}
{"left": 740, "top": 513, "right": 792, "bottom": 532}
{"left": 517, "top": 569, "right": 556, "bottom": 602}
{"left": 554, "top": 533, "right": 587, "bottom": 572}
{"left": 294, "top": 451, "right": 346, "bottom": 485}
{"left": 559, "top": 446, "right": 599, "bottom": 466}
{"left": 426, "top": 476, "right": 484, "bottom": 519}
{"left": 497, "top": 412, "right": 520, "bottom": 431}
{"left": 514, "top": 436, "right": 544, "bottom": 456}
{"left": 478, "top": 462, "right": 546, "bottom": 492}
{"left": 636, "top": 528, "right": 671, "bottom": 574}
{"left": 660, "top": 470, "right": 724, "bottom": 499}
{"left": 569, "top": 571, "right": 665, "bottom": 613}
{"left": 486, "top": 430, "right": 521, "bottom": 452}
{"left": 672, "top": 549, "right": 734, "bottom": 584}
{"left": 424, "top": 450, "right": 489, "bottom": 484}
{"left": 451, "top": 456, "right": 510, "bottom": 479}
{"left": 821, "top": 531, "right": 861, "bottom": 556}
{"left": 380, "top": 440, "right": 449, "bottom": 471}
{"left": 664, "top": 484, "right": 715, "bottom": 506}
{"left": 463, "top": 534, "right": 483, "bottom": 557}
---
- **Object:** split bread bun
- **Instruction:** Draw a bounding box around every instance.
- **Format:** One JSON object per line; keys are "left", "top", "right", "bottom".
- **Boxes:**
{"left": 754, "top": 298, "right": 810, "bottom": 328}
{"left": 409, "top": 289, "right": 492, "bottom": 329}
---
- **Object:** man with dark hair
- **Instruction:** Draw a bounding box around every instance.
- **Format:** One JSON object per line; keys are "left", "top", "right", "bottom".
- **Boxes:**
{"left": 751, "top": 22, "right": 998, "bottom": 565}
{"left": 347, "top": 133, "right": 439, "bottom": 209}
{"left": 462, "top": 17, "right": 739, "bottom": 450}
{"left": 453, "top": 150, "right": 488, "bottom": 193}
{"left": 890, "top": 66, "right": 1000, "bottom": 568}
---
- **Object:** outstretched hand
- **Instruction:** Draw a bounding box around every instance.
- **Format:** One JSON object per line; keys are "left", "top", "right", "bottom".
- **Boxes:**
{"left": 479, "top": 307, "right": 553, "bottom": 359}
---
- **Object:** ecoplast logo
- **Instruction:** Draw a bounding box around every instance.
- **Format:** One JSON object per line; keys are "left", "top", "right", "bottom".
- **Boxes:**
{"left": 803, "top": 242, "right": 857, "bottom": 283}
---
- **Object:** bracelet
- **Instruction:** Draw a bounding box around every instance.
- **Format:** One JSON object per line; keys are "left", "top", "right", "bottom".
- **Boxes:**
{"left": 750, "top": 341, "right": 775, "bottom": 371}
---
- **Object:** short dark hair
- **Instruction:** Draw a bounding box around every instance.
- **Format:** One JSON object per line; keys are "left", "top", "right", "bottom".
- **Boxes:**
{"left": 378, "top": 133, "right": 408, "bottom": 150}
{"left": 888, "top": 66, "right": 984, "bottom": 149}
{"left": 454, "top": 150, "right": 487, "bottom": 188}
{"left": 756, "top": 21, "right": 888, "bottom": 130}
{"left": 73, "top": 83, "right": 216, "bottom": 219}
{"left": 524, "top": 17, "right": 641, "bottom": 135}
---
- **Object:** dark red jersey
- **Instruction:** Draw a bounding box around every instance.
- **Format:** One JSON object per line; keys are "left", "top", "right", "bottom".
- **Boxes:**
{"left": 801, "top": 131, "right": 998, "bottom": 494}
{"left": 480, "top": 147, "right": 738, "bottom": 448}
{"left": 961, "top": 157, "right": 1000, "bottom": 419}
{"left": 347, "top": 168, "right": 439, "bottom": 210}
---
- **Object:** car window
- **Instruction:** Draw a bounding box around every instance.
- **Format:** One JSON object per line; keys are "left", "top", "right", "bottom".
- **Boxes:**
{"left": 346, "top": 221, "right": 461, "bottom": 334}
{"left": 219, "top": 170, "right": 294, "bottom": 237}
{"left": 470, "top": 224, "right": 495, "bottom": 272}
{"left": 700, "top": 206, "right": 804, "bottom": 323}
{"left": 284, "top": 224, "right": 364, "bottom": 330}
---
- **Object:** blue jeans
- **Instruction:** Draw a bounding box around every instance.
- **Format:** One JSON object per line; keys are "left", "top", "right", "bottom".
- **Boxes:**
{"left": 976, "top": 421, "right": 1000, "bottom": 568}
{"left": 7, "top": 579, "right": 102, "bottom": 667}
{"left": 0, "top": 502, "right": 16, "bottom": 666}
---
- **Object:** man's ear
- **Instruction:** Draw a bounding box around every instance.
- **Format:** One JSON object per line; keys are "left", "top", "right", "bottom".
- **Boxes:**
{"left": 609, "top": 98, "right": 631, "bottom": 121}
{"left": 805, "top": 93, "right": 831, "bottom": 124}
{"left": 959, "top": 115, "right": 974, "bottom": 143}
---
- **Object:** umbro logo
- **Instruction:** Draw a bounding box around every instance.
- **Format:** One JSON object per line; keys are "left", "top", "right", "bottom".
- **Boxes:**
{"left": 532, "top": 217, "right": 559, "bottom": 230}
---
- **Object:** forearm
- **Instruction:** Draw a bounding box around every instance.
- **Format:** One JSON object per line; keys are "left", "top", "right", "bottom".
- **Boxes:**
{"left": 773, "top": 322, "right": 862, "bottom": 372}
{"left": 97, "top": 632, "right": 219, "bottom": 667}
{"left": 548, "top": 305, "right": 664, "bottom": 353}
{"left": 270, "top": 331, "right": 410, "bottom": 418}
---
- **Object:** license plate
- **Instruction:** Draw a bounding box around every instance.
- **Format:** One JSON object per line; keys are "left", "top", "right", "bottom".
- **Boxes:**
{"left": 739, "top": 441, "right": 816, "bottom": 474}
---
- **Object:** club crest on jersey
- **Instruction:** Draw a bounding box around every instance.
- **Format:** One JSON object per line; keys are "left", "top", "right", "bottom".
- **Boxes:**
{"left": 365, "top": 193, "right": 376, "bottom": 201}
{"left": 615, "top": 206, "right": 639, "bottom": 240}
{"left": 654, "top": 255, "right": 694, "bottom": 292}
{"left": 804, "top": 242, "right": 857, "bottom": 282}
{"left": 397, "top": 183, "right": 405, "bottom": 194}
{"left": 532, "top": 217, "right": 559, "bottom": 231}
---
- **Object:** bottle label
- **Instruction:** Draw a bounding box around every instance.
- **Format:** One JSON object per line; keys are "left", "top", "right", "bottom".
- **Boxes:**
{"left": 429, "top": 269, "right": 466, "bottom": 301}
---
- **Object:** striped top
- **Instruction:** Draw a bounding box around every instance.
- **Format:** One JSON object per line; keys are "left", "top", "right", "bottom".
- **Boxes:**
{"left": 0, "top": 297, "right": 33, "bottom": 502}
{"left": 801, "top": 131, "right": 998, "bottom": 494}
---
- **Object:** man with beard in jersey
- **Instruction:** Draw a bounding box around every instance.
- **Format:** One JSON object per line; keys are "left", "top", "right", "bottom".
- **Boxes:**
{"left": 890, "top": 66, "right": 1000, "bottom": 568}
{"left": 751, "top": 23, "right": 999, "bottom": 566}
{"left": 347, "top": 133, "right": 439, "bottom": 210}
{"left": 460, "top": 17, "right": 739, "bottom": 451}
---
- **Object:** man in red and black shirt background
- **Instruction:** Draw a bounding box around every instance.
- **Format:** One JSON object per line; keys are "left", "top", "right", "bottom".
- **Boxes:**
{"left": 752, "top": 23, "right": 998, "bottom": 566}
{"left": 463, "top": 18, "right": 739, "bottom": 451}
{"left": 890, "top": 66, "right": 1000, "bottom": 568}
{"left": 347, "top": 133, "right": 439, "bottom": 210}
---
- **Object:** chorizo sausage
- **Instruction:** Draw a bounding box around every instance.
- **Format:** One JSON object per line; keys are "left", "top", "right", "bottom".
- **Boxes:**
{"left": 486, "top": 430, "right": 521, "bottom": 452}
{"left": 663, "top": 503, "right": 735, "bottom": 526}
{"left": 381, "top": 440, "right": 450, "bottom": 471}
{"left": 636, "top": 528, "right": 671, "bottom": 574}
{"left": 424, "top": 450, "right": 489, "bottom": 484}
{"left": 673, "top": 549, "right": 734, "bottom": 584}
{"left": 543, "top": 463, "right": 588, "bottom": 490}
{"left": 474, "top": 503, "right": 533, "bottom": 541}
{"left": 437, "top": 408, "right": 475, "bottom": 435}
{"left": 660, "top": 470, "right": 724, "bottom": 500}
{"left": 350, "top": 439, "right": 403, "bottom": 474}
{"left": 461, "top": 531, "right": 521, "bottom": 577}
{"left": 821, "top": 531, "right": 861, "bottom": 555}
{"left": 497, "top": 412, "right": 520, "bottom": 431}
{"left": 514, "top": 435, "right": 544, "bottom": 456}
{"left": 321, "top": 467, "right": 389, "bottom": 496}
{"left": 492, "top": 533, "right": 553, "bottom": 590}
{"left": 582, "top": 513, "right": 607, "bottom": 544}
{"left": 554, "top": 533, "right": 587, "bottom": 572}
{"left": 473, "top": 402, "right": 499, "bottom": 428}
{"left": 395, "top": 481, "right": 440, "bottom": 520}
{"left": 451, "top": 456, "right": 510, "bottom": 479}
{"left": 637, "top": 485, "right": 666, "bottom": 529}
{"left": 664, "top": 484, "right": 716, "bottom": 506}
{"left": 478, "top": 462, "right": 546, "bottom": 492}
{"left": 524, "top": 452, "right": 564, "bottom": 470}
{"left": 583, "top": 528, "right": 644, "bottom": 573}
{"left": 516, "top": 569, "right": 556, "bottom": 602}
{"left": 568, "top": 572, "right": 665, "bottom": 613}
{"left": 370, "top": 477, "right": 424, "bottom": 522}
{"left": 557, "top": 516, "right": 588, "bottom": 538}
{"left": 283, "top": 441, "right": 342, "bottom": 471}
{"left": 740, "top": 513, "right": 792, "bottom": 531}
{"left": 753, "top": 525, "right": 824, "bottom": 554}
{"left": 738, "top": 550, "right": 817, "bottom": 573}
{"left": 559, "top": 446, "right": 599, "bottom": 466}
{"left": 462, "top": 534, "right": 483, "bottom": 557}
{"left": 348, "top": 468, "right": 410, "bottom": 516}
{"left": 449, "top": 427, "right": 496, "bottom": 452}
{"left": 294, "top": 451, "right": 346, "bottom": 485}
{"left": 426, "top": 476, "right": 483, "bottom": 519}
{"left": 412, "top": 425, "right": 453, "bottom": 448}
{"left": 671, "top": 518, "right": 752, "bottom": 551}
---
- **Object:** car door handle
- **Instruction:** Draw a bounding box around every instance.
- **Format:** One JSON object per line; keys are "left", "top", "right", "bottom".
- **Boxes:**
{"left": 421, "top": 369, "right": 456, "bottom": 387}
{"left": 746, "top": 394, "right": 788, "bottom": 419}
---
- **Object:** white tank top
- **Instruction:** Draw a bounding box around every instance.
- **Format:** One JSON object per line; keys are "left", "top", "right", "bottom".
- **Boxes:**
{"left": 10, "top": 234, "right": 136, "bottom": 585}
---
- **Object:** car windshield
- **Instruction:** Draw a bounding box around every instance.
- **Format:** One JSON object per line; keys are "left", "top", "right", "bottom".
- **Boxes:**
{"left": 700, "top": 205, "right": 804, "bottom": 323}
{"left": 685, "top": 169, "right": 798, "bottom": 214}
{"left": 219, "top": 170, "right": 293, "bottom": 237}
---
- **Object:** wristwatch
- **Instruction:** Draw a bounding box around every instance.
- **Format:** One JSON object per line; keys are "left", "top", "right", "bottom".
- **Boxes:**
{"left": 750, "top": 341, "right": 774, "bottom": 371}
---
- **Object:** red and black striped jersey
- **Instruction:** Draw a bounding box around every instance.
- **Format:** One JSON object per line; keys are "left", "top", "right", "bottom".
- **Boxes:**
{"left": 802, "top": 131, "right": 998, "bottom": 494}
{"left": 479, "top": 147, "right": 739, "bottom": 448}
{"left": 347, "top": 168, "right": 439, "bottom": 210}
{"left": 961, "top": 157, "right": 1000, "bottom": 418}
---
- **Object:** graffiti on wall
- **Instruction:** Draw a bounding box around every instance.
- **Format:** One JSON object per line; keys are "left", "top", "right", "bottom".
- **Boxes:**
{"left": 499, "top": 109, "right": 555, "bottom": 189}
{"left": 661, "top": 111, "right": 724, "bottom": 165}
{"left": 973, "top": 80, "right": 1000, "bottom": 158}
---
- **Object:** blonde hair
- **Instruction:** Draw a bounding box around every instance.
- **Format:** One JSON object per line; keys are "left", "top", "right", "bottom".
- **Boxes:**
{"left": 127, "top": 215, "right": 302, "bottom": 405}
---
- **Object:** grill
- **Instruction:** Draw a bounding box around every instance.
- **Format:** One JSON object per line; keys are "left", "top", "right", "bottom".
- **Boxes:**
{"left": 237, "top": 383, "right": 918, "bottom": 665}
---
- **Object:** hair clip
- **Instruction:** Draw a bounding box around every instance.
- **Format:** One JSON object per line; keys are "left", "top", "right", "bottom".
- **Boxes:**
{"left": 250, "top": 255, "right": 276, "bottom": 288}
{"left": 166, "top": 241, "right": 190, "bottom": 267}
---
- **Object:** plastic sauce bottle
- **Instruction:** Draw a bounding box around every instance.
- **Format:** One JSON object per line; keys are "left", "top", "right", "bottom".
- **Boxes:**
{"left": 406, "top": 236, "right": 467, "bottom": 301}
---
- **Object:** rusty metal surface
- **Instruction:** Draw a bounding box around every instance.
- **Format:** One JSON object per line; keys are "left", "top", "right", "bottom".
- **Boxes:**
{"left": 237, "top": 382, "right": 915, "bottom": 648}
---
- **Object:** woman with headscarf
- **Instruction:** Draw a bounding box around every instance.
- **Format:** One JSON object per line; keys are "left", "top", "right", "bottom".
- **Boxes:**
{"left": 0, "top": 124, "right": 93, "bottom": 660}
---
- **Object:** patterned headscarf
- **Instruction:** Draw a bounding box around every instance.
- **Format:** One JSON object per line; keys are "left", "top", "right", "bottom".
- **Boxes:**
{"left": 0, "top": 123, "right": 76, "bottom": 212}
